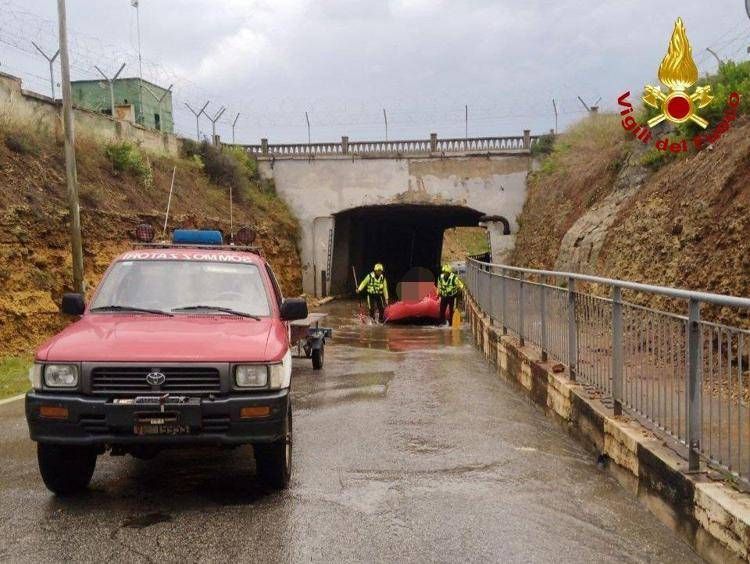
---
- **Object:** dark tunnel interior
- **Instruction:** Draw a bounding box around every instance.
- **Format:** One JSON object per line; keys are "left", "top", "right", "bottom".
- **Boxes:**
{"left": 330, "top": 204, "right": 485, "bottom": 298}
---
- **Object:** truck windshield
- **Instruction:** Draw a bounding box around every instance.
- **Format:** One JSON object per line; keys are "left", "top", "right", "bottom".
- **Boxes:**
{"left": 91, "top": 260, "right": 272, "bottom": 317}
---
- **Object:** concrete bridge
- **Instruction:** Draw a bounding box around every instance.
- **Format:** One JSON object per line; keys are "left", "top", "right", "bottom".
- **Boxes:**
{"left": 246, "top": 132, "right": 541, "bottom": 296}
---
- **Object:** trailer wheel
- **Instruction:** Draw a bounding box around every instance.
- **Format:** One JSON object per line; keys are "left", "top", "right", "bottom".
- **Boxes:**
{"left": 312, "top": 345, "right": 324, "bottom": 370}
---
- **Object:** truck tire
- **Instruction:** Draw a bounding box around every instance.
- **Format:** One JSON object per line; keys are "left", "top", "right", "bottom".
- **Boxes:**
{"left": 254, "top": 407, "right": 292, "bottom": 490}
{"left": 312, "top": 346, "right": 324, "bottom": 370}
{"left": 37, "top": 443, "right": 97, "bottom": 496}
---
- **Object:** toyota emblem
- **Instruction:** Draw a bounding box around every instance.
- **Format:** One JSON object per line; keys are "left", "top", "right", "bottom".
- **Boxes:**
{"left": 146, "top": 371, "right": 166, "bottom": 386}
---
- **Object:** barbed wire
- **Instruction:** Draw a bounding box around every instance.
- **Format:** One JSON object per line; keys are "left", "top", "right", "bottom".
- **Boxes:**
{"left": 1, "top": 0, "right": 747, "bottom": 143}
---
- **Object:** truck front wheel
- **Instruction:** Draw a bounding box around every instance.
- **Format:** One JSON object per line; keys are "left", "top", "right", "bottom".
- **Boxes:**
{"left": 254, "top": 407, "right": 292, "bottom": 490}
{"left": 37, "top": 443, "right": 97, "bottom": 496}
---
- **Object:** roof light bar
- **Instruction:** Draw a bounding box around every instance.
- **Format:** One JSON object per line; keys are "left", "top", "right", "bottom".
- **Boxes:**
{"left": 172, "top": 229, "right": 224, "bottom": 245}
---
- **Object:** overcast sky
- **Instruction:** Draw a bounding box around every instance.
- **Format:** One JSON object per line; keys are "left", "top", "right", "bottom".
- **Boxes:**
{"left": 1, "top": 0, "right": 748, "bottom": 143}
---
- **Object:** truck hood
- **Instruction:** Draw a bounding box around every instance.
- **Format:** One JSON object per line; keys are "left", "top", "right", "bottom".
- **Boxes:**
{"left": 36, "top": 314, "right": 288, "bottom": 363}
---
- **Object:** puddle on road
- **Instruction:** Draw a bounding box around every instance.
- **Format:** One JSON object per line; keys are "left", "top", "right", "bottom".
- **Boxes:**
{"left": 319, "top": 300, "right": 466, "bottom": 353}
{"left": 295, "top": 370, "right": 394, "bottom": 408}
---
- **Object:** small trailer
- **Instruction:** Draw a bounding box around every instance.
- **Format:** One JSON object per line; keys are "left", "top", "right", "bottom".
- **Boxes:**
{"left": 290, "top": 312, "right": 332, "bottom": 370}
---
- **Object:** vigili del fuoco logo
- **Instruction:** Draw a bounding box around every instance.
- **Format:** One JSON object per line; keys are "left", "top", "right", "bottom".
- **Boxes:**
{"left": 617, "top": 18, "right": 740, "bottom": 153}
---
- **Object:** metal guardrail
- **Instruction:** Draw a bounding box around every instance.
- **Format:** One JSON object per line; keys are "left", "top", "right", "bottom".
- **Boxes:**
{"left": 466, "top": 259, "right": 750, "bottom": 486}
{"left": 240, "top": 132, "right": 541, "bottom": 158}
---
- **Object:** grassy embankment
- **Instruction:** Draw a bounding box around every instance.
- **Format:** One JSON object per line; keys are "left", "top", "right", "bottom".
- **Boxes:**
{"left": 0, "top": 113, "right": 302, "bottom": 398}
{"left": 511, "top": 61, "right": 750, "bottom": 328}
{"left": 0, "top": 357, "right": 31, "bottom": 399}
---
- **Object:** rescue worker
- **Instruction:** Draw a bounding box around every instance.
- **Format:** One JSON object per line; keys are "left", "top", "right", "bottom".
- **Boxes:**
{"left": 437, "top": 263, "right": 464, "bottom": 325}
{"left": 357, "top": 263, "right": 389, "bottom": 322}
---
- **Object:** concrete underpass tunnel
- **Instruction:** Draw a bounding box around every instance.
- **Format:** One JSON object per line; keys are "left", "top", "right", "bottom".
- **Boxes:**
{"left": 329, "top": 204, "right": 487, "bottom": 297}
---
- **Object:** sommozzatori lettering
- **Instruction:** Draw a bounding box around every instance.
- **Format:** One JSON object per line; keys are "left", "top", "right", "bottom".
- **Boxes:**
{"left": 120, "top": 251, "right": 255, "bottom": 263}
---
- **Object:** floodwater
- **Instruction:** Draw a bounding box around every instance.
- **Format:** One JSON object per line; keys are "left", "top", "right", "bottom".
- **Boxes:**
{"left": 0, "top": 301, "right": 701, "bottom": 562}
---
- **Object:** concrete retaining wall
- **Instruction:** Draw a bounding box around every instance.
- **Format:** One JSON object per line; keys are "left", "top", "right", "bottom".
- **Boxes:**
{"left": 465, "top": 293, "right": 750, "bottom": 563}
{"left": 0, "top": 72, "right": 180, "bottom": 157}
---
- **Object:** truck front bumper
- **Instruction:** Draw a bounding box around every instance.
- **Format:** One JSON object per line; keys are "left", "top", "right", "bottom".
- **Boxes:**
{"left": 25, "top": 390, "right": 289, "bottom": 446}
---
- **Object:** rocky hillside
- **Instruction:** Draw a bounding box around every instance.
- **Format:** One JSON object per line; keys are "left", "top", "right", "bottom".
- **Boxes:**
{"left": 0, "top": 123, "right": 301, "bottom": 357}
{"left": 511, "top": 109, "right": 750, "bottom": 328}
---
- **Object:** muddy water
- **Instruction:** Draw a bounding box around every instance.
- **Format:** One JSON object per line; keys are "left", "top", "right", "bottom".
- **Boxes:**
{"left": 0, "top": 300, "right": 701, "bottom": 562}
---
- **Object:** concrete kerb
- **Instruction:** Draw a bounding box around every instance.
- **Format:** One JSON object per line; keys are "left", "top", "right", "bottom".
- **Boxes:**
{"left": 465, "top": 293, "right": 750, "bottom": 564}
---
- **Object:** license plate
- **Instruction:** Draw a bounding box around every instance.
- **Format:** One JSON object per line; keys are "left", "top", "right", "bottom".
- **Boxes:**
{"left": 133, "top": 423, "right": 190, "bottom": 435}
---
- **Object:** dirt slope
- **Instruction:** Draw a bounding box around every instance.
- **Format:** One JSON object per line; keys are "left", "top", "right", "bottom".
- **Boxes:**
{"left": 511, "top": 114, "right": 750, "bottom": 328}
{"left": 0, "top": 129, "right": 301, "bottom": 356}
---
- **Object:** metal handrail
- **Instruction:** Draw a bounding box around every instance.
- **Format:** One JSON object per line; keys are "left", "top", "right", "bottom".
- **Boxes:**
{"left": 467, "top": 258, "right": 750, "bottom": 309}
{"left": 466, "top": 258, "right": 750, "bottom": 487}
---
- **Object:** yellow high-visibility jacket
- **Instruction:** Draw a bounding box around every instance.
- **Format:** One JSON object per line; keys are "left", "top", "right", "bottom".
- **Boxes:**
{"left": 357, "top": 272, "right": 389, "bottom": 301}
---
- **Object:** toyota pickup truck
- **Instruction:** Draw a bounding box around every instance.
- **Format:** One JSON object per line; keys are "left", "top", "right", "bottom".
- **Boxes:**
{"left": 25, "top": 229, "right": 308, "bottom": 494}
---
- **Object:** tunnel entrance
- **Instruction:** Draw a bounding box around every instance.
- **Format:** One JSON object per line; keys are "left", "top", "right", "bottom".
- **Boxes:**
{"left": 330, "top": 204, "right": 485, "bottom": 297}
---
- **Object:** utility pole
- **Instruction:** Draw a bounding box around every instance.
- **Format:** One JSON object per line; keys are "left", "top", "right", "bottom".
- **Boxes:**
{"left": 185, "top": 100, "right": 209, "bottom": 141}
{"left": 57, "top": 0, "right": 84, "bottom": 293}
{"left": 383, "top": 108, "right": 388, "bottom": 141}
{"left": 207, "top": 105, "right": 226, "bottom": 145}
{"left": 131, "top": 0, "right": 144, "bottom": 125}
{"left": 231, "top": 112, "right": 240, "bottom": 143}
{"left": 143, "top": 83, "right": 172, "bottom": 130}
{"left": 31, "top": 41, "right": 59, "bottom": 99}
{"left": 305, "top": 111, "right": 311, "bottom": 144}
{"left": 94, "top": 62, "right": 126, "bottom": 119}
{"left": 552, "top": 98, "right": 558, "bottom": 134}
{"left": 465, "top": 104, "right": 468, "bottom": 139}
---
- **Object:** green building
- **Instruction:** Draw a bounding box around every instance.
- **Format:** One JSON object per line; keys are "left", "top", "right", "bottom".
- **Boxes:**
{"left": 71, "top": 77, "right": 174, "bottom": 134}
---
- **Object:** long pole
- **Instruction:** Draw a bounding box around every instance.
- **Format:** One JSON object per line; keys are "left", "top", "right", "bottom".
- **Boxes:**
{"left": 465, "top": 104, "right": 468, "bottom": 139}
{"left": 134, "top": 0, "right": 144, "bottom": 125}
{"left": 57, "top": 0, "right": 84, "bottom": 293}
{"left": 383, "top": 108, "right": 388, "bottom": 141}
{"left": 162, "top": 166, "right": 176, "bottom": 238}
{"left": 305, "top": 111, "right": 311, "bottom": 144}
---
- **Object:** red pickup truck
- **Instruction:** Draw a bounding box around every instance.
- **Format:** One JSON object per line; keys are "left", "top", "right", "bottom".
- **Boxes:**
{"left": 25, "top": 230, "right": 308, "bottom": 494}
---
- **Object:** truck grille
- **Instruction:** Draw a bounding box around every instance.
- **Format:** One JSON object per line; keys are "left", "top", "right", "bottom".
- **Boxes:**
{"left": 90, "top": 366, "right": 222, "bottom": 396}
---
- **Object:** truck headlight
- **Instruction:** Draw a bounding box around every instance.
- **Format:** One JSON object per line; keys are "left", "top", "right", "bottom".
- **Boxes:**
{"left": 269, "top": 350, "right": 292, "bottom": 390}
{"left": 29, "top": 363, "right": 43, "bottom": 390}
{"left": 43, "top": 364, "right": 79, "bottom": 388}
{"left": 235, "top": 365, "right": 268, "bottom": 388}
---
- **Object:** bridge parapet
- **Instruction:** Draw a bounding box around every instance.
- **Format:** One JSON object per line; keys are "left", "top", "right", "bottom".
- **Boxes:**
{"left": 240, "top": 131, "right": 542, "bottom": 158}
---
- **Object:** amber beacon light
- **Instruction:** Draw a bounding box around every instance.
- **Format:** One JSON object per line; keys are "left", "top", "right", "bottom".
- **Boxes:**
{"left": 642, "top": 18, "right": 713, "bottom": 128}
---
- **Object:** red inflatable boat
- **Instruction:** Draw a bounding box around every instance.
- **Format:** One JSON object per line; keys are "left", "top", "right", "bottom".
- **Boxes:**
{"left": 384, "top": 293, "right": 441, "bottom": 324}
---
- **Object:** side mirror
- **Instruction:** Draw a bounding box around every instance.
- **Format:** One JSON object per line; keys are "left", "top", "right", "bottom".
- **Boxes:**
{"left": 61, "top": 293, "right": 85, "bottom": 316}
{"left": 280, "top": 298, "right": 308, "bottom": 321}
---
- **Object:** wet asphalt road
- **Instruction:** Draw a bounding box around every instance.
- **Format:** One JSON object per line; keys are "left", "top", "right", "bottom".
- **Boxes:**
{"left": 0, "top": 302, "right": 700, "bottom": 563}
